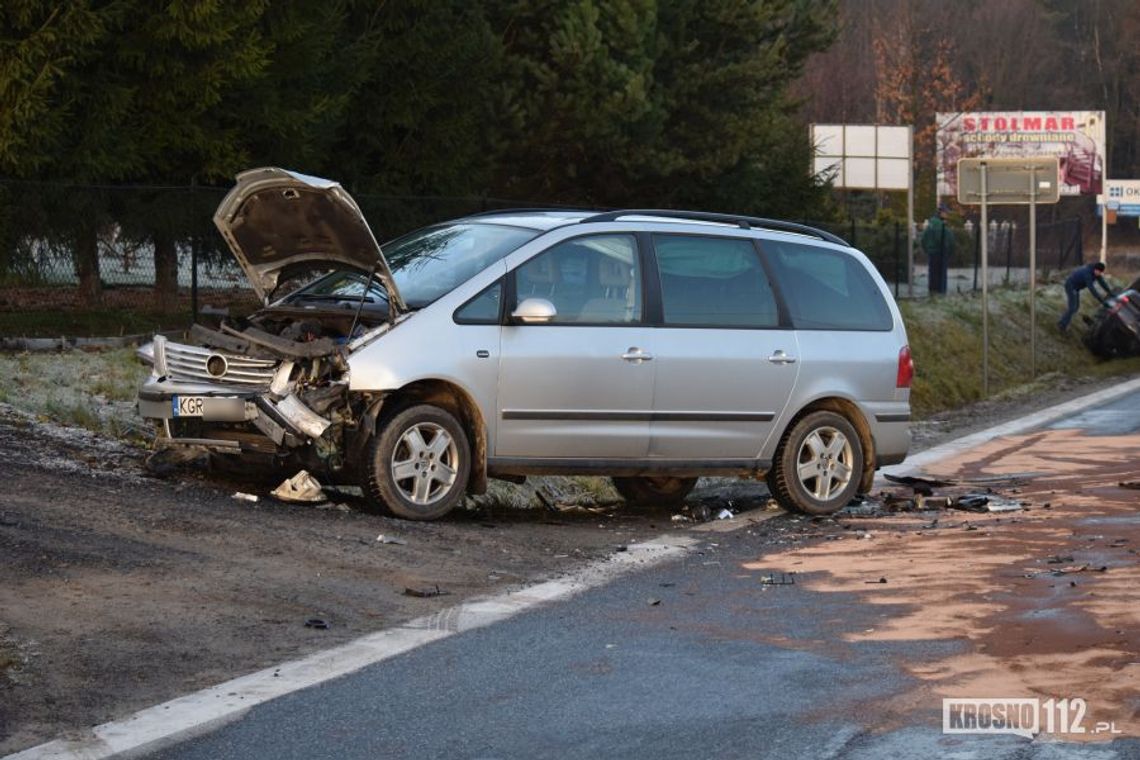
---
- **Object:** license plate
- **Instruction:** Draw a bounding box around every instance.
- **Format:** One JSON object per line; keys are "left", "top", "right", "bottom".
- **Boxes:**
{"left": 172, "top": 395, "right": 206, "bottom": 417}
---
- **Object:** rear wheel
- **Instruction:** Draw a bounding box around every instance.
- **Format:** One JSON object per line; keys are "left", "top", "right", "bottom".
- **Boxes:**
{"left": 770, "top": 411, "right": 863, "bottom": 516}
{"left": 364, "top": 404, "right": 470, "bottom": 520}
{"left": 611, "top": 476, "right": 698, "bottom": 506}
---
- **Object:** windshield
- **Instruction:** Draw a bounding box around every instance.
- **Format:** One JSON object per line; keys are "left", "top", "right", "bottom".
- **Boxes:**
{"left": 386, "top": 222, "right": 538, "bottom": 306}
{"left": 281, "top": 221, "right": 537, "bottom": 310}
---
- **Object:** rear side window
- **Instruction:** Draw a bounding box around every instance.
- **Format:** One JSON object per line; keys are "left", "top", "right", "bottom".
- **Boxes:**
{"left": 762, "top": 240, "right": 893, "bottom": 331}
{"left": 653, "top": 235, "right": 779, "bottom": 328}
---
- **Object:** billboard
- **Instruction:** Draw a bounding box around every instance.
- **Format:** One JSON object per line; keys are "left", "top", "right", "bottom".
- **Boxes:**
{"left": 936, "top": 111, "right": 1105, "bottom": 198}
{"left": 811, "top": 124, "right": 912, "bottom": 190}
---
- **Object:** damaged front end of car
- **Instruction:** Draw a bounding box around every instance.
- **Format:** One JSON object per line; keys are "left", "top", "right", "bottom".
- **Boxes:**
{"left": 138, "top": 167, "right": 405, "bottom": 480}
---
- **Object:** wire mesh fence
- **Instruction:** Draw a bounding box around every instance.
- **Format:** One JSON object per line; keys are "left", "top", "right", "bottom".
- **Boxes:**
{"left": 0, "top": 178, "right": 1091, "bottom": 336}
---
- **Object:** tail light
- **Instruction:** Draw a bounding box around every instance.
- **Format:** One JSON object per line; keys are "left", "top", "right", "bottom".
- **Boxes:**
{"left": 896, "top": 345, "right": 914, "bottom": 389}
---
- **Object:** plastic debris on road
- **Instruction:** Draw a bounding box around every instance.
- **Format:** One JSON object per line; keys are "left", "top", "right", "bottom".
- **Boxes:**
{"left": 232, "top": 492, "right": 259, "bottom": 503}
{"left": 270, "top": 470, "right": 326, "bottom": 503}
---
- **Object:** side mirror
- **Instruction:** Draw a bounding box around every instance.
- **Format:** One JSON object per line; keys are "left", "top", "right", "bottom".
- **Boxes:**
{"left": 511, "top": 297, "right": 557, "bottom": 324}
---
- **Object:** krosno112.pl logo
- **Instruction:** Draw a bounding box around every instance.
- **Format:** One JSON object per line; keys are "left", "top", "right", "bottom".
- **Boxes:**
{"left": 943, "top": 698, "right": 1122, "bottom": 738}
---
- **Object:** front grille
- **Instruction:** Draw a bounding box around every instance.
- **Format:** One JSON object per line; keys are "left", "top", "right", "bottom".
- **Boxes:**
{"left": 164, "top": 342, "right": 278, "bottom": 389}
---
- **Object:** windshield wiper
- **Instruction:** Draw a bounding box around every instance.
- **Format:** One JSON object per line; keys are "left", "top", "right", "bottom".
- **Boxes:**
{"left": 292, "top": 293, "right": 376, "bottom": 303}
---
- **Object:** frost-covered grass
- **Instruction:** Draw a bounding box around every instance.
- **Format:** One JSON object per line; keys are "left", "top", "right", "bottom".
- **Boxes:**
{"left": 0, "top": 348, "right": 151, "bottom": 441}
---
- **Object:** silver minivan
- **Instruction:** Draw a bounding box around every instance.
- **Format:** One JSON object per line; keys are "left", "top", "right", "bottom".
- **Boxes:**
{"left": 139, "top": 168, "right": 912, "bottom": 519}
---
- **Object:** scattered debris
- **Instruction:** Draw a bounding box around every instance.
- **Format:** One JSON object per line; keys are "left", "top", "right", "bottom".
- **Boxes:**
{"left": 864, "top": 577, "right": 888, "bottom": 584}
{"left": 883, "top": 474, "right": 956, "bottom": 495}
{"left": 304, "top": 618, "right": 329, "bottom": 630}
{"left": 270, "top": 470, "right": 326, "bottom": 504}
{"left": 1046, "top": 555, "right": 1074, "bottom": 564}
{"left": 950, "top": 493, "right": 1024, "bottom": 513}
{"left": 759, "top": 573, "right": 796, "bottom": 585}
{"left": 1120, "top": 481, "right": 1140, "bottom": 490}
{"left": 376, "top": 534, "right": 407, "bottom": 545}
{"left": 647, "top": 598, "right": 661, "bottom": 606}
{"left": 1024, "top": 563, "right": 1108, "bottom": 579}
{"left": 315, "top": 502, "right": 352, "bottom": 512}
{"left": 232, "top": 492, "right": 259, "bottom": 503}
{"left": 404, "top": 585, "right": 449, "bottom": 598}
{"left": 689, "top": 504, "right": 711, "bottom": 522}
{"left": 715, "top": 508, "right": 734, "bottom": 520}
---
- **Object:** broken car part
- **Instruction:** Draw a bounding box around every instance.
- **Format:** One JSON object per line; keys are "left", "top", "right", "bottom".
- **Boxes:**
{"left": 271, "top": 470, "right": 326, "bottom": 504}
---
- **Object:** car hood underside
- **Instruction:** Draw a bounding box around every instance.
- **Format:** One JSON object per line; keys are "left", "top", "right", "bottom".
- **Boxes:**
{"left": 213, "top": 167, "right": 405, "bottom": 314}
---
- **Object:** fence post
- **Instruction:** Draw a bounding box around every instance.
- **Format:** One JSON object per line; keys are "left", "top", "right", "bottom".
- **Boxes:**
{"left": 973, "top": 218, "right": 981, "bottom": 292}
{"left": 1005, "top": 223, "right": 1013, "bottom": 283}
{"left": 894, "top": 221, "right": 901, "bottom": 299}
{"left": 1075, "top": 217, "right": 1083, "bottom": 267}
{"left": 190, "top": 182, "right": 199, "bottom": 325}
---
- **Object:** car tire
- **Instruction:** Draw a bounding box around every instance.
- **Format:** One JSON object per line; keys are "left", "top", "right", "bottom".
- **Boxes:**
{"left": 770, "top": 411, "right": 863, "bottom": 516}
{"left": 364, "top": 404, "right": 471, "bottom": 521}
{"left": 611, "top": 476, "right": 698, "bottom": 506}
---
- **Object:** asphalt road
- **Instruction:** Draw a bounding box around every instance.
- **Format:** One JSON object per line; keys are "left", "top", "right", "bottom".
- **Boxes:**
{"left": 150, "top": 393, "right": 1140, "bottom": 760}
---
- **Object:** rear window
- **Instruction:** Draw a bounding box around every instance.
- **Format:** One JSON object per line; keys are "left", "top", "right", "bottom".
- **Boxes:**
{"left": 762, "top": 240, "right": 893, "bottom": 331}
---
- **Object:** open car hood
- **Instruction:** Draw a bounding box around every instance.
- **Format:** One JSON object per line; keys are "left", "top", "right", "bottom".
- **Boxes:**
{"left": 213, "top": 167, "right": 406, "bottom": 314}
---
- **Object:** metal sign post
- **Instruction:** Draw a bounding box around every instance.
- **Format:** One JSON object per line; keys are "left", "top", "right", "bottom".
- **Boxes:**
{"left": 957, "top": 157, "right": 1060, "bottom": 398}
{"left": 980, "top": 164, "right": 989, "bottom": 397}
{"left": 1028, "top": 164, "right": 1037, "bottom": 379}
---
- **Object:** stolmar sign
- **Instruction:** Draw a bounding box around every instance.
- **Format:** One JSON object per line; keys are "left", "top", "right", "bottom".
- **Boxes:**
{"left": 936, "top": 111, "right": 1105, "bottom": 198}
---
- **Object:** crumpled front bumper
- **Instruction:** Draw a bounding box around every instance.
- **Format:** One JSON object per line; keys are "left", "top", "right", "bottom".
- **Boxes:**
{"left": 138, "top": 378, "right": 259, "bottom": 422}
{"left": 139, "top": 373, "right": 334, "bottom": 454}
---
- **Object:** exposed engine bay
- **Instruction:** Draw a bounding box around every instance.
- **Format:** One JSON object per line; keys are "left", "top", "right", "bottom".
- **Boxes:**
{"left": 149, "top": 307, "right": 394, "bottom": 483}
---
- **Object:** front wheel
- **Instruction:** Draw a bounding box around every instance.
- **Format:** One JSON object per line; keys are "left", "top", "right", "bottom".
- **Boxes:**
{"left": 364, "top": 404, "right": 471, "bottom": 520}
{"left": 612, "top": 476, "right": 698, "bottom": 506}
{"left": 769, "top": 411, "right": 863, "bottom": 516}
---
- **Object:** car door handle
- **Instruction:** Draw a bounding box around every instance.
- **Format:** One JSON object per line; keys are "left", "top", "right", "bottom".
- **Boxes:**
{"left": 622, "top": 347, "right": 653, "bottom": 362}
{"left": 767, "top": 350, "right": 797, "bottom": 365}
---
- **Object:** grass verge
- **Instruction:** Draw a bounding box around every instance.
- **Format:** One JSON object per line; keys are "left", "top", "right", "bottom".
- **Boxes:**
{"left": 903, "top": 282, "right": 1140, "bottom": 417}
{"left": 0, "top": 348, "right": 151, "bottom": 441}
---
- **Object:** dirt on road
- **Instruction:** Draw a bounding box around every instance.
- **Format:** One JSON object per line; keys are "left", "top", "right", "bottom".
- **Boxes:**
{"left": 758, "top": 426, "right": 1140, "bottom": 740}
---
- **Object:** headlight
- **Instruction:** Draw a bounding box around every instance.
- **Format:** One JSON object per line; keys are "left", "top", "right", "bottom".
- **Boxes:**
{"left": 153, "top": 335, "right": 168, "bottom": 377}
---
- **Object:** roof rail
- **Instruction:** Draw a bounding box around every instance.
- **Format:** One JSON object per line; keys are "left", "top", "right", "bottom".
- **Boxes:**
{"left": 580, "top": 209, "right": 847, "bottom": 246}
{"left": 465, "top": 207, "right": 599, "bottom": 217}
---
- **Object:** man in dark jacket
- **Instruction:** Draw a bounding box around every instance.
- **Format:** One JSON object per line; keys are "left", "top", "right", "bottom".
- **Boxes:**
{"left": 921, "top": 204, "right": 954, "bottom": 294}
{"left": 1058, "top": 261, "right": 1110, "bottom": 332}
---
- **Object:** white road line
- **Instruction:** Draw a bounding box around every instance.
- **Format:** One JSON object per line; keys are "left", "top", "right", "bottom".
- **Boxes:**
{"left": 881, "top": 375, "right": 1140, "bottom": 479}
{"left": 4, "top": 536, "right": 698, "bottom": 760}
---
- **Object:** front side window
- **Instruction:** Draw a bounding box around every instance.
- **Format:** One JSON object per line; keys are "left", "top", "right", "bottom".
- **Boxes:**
{"left": 513, "top": 235, "right": 641, "bottom": 324}
{"left": 762, "top": 240, "right": 893, "bottom": 331}
{"left": 653, "top": 234, "right": 779, "bottom": 328}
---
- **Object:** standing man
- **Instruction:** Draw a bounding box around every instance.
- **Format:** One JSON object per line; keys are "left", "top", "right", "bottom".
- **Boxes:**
{"left": 1058, "top": 261, "right": 1110, "bottom": 332}
{"left": 921, "top": 203, "right": 954, "bottom": 294}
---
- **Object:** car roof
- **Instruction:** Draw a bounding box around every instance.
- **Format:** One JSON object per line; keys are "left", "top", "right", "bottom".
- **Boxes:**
{"left": 461, "top": 209, "right": 847, "bottom": 246}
